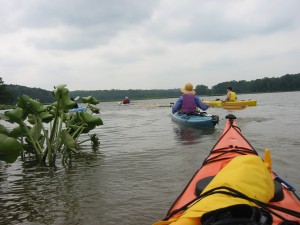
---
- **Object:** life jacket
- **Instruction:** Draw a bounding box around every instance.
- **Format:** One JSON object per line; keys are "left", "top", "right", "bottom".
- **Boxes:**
{"left": 181, "top": 94, "right": 197, "bottom": 113}
{"left": 153, "top": 155, "right": 274, "bottom": 225}
{"left": 229, "top": 91, "right": 237, "bottom": 101}
{"left": 123, "top": 99, "right": 130, "bottom": 104}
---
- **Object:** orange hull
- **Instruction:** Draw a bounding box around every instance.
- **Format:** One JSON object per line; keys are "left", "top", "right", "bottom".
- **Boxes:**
{"left": 161, "top": 114, "right": 300, "bottom": 225}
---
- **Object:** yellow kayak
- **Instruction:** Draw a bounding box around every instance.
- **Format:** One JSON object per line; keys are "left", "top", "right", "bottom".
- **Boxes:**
{"left": 221, "top": 105, "right": 247, "bottom": 110}
{"left": 203, "top": 99, "right": 257, "bottom": 107}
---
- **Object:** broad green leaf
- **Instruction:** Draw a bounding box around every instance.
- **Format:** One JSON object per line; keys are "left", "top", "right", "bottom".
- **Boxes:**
{"left": 82, "top": 96, "right": 99, "bottom": 105}
{"left": 39, "top": 111, "right": 54, "bottom": 123}
{"left": 19, "top": 123, "right": 31, "bottom": 135}
{"left": 54, "top": 87, "right": 76, "bottom": 110}
{"left": 9, "top": 126, "right": 25, "bottom": 138}
{"left": 0, "top": 124, "right": 9, "bottom": 135}
{"left": 0, "top": 133, "right": 22, "bottom": 163}
{"left": 55, "top": 84, "right": 67, "bottom": 89}
{"left": 30, "top": 123, "right": 42, "bottom": 142}
{"left": 47, "top": 104, "right": 58, "bottom": 117}
{"left": 81, "top": 96, "right": 92, "bottom": 103}
{"left": 28, "top": 99, "right": 47, "bottom": 113}
{"left": 17, "top": 95, "right": 47, "bottom": 114}
{"left": 62, "top": 98, "right": 76, "bottom": 110}
{"left": 4, "top": 108, "right": 25, "bottom": 123}
{"left": 88, "top": 105, "right": 100, "bottom": 114}
{"left": 78, "top": 112, "right": 103, "bottom": 126}
{"left": 61, "top": 129, "right": 76, "bottom": 150}
{"left": 53, "top": 84, "right": 67, "bottom": 99}
{"left": 28, "top": 109, "right": 53, "bottom": 124}
{"left": 81, "top": 124, "right": 96, "bottom": 133}
{"left": 65, "top": 114, "right": 81, "bottom": 127}
{"left": 27, "top": 114, "right": 37, "bottom": 125}
{"left": 68, "top": 124, "right": 83, "bottom": 133}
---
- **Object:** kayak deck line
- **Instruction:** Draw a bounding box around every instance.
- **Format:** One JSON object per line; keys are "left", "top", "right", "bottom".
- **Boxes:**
{"left": 202, "top": 146, "right": 258, "bottom": 166}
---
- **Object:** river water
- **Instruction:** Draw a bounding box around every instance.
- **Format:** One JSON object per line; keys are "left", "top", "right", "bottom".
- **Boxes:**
{"left": 0, "top": 91, "right": 300, "bottom": 225}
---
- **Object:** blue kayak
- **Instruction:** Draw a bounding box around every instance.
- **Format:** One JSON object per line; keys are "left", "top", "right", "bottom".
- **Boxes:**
{"left": 69, "top": 107, "right": 86, "bottom": 113}
{"left": 171, "top": 112, "right": 219, "bottom": 129}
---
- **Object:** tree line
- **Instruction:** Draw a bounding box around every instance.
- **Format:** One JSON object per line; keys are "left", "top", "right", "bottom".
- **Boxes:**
{"left": 0, "top": 83, "right": 55, "bottom": 104}
{"left": 195, "top": 73, "right": 300, "bottom": 95}
{"left": 1, "top": 73, "right": 300, "bottom": 104}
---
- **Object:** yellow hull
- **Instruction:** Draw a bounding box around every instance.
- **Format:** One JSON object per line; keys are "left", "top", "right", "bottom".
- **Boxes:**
{"left": 203, "top": 99, "right": 257, "bottom": 107}
{"left": 221, "top": 105, "right": 247, "bottom": 110}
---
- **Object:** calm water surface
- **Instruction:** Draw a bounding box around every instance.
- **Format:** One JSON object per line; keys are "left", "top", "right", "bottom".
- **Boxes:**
{"left": 0, "top": 92, "right": 300, "bottom": 225}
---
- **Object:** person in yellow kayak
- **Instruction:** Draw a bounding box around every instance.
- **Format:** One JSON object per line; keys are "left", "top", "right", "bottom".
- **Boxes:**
{"left": 172, "top": 83, "right": 210, "bottom": 114}
{"left": 225, "top": 87, "right": 237, "bottom": 102}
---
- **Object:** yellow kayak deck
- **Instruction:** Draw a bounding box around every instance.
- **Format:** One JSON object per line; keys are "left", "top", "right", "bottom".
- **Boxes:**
{"left": 203, "top": 99, "right": 257, "bottom": 107}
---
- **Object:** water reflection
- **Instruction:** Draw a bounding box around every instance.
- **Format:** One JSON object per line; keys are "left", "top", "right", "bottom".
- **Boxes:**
{"left": 0, "top": 148, "right": 105, "bottom": 225}
{"left": 0, "top": 162, "right": 66, "bottom": 225}
{"left": 1, "top": 93, "right": 300, "bottom": 225}
{"left": 172, "top": 123, "right": 215, "bottom": 145}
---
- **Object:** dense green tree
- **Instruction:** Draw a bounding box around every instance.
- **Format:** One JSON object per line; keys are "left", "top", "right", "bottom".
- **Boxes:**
{"left": 5, "top": 85, "right": 55, "bottom": 104}
{"left": 211, "top": 80, "right": 239, "bottom": 95}
{"left": 2, "top": 73, "right": 300, "bottom": 104}
{"left": 0, "top": 77, "right": 13, "bottom": 104}
{"left": 0, "top": 77, "right": 4, "bottom": 98}
{"left": 210, "top": 73, "right": 300, "bottom": 95}
{"left": 195, "top": 84, "right": 211, "bottom": 95}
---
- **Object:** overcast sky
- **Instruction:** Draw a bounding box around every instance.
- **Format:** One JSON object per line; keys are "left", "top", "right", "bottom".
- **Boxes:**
{"left": 1, "top": 0, "right": 300, "bottom": 91}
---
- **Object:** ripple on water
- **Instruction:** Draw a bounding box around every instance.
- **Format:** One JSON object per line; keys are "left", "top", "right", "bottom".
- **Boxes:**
{"left": 1, "top": 92, "right": 300, "bottom": 225}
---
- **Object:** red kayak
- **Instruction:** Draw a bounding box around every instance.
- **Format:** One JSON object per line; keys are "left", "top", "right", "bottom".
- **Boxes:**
{"left": 154, "top": 114, "right": 300, "bottom": 225}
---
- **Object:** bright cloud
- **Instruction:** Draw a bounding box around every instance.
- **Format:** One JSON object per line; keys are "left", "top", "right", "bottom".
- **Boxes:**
{"left": 1, "top": 0, "right": 300, "bottom": 91}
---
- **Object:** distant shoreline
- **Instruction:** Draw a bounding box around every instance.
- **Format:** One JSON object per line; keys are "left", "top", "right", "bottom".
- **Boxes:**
{"left": 0, "top": 104, "right": 15, "bottom": 110}
{"left": 2, "top": 90, "right": 300, "bottom": 110}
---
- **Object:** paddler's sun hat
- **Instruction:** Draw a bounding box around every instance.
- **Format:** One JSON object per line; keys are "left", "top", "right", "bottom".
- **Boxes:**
{"left": 181, "top": 82, "right": 196, "bottom": 94}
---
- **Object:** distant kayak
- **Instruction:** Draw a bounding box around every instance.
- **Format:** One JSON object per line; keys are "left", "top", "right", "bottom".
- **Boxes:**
{"left": 69, "top": 107, "right": 86, "bottom": 113}
{"left": 171, "top": 112, "right": 219, "bottom": 129}
{"left": 203, "top": 99, "right": 257, "bottom": 107}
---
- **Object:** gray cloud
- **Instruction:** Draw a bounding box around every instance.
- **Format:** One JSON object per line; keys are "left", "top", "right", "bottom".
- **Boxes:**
{"left": 16, "top": 0, "right": 160, "bottom": 28}
{"left": 1, "top": 0, "right": 300, "bottom": 90}
{"left": 2, "top": 0, "right": 160, "bottom": 50}
{"left": 146, "top": 0, "right": 300, "bottom": 43}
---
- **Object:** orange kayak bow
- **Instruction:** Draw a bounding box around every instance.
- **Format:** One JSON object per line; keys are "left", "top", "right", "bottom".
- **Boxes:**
{"left": 155, "top": 114, "right": 300, "bottom": 225}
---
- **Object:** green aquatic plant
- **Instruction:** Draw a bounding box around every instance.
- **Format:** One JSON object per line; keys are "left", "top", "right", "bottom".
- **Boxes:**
{"left": 0, "top": 84, "right": 103, "bottom": 166}
{"left": 0, "top": 133, "right": 22, "bottom": 163}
